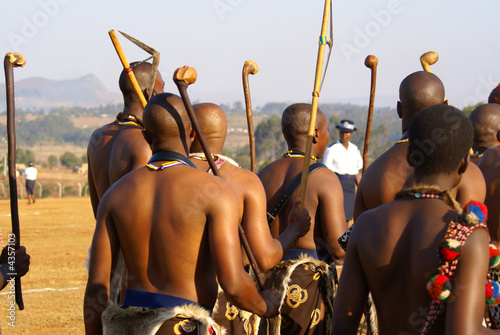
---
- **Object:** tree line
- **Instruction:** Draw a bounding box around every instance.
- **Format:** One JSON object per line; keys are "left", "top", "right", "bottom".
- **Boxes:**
{"left": 0, "top": 102, "right": 480, "bottom": 171}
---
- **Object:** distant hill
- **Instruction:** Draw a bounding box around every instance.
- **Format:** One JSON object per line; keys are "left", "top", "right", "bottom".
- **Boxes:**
{"left": 0, "top": 74, "right": 121, "bottom": 110}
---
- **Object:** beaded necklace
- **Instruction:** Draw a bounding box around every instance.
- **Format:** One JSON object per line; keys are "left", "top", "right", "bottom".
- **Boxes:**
{"left": 146, "top": 151, "right": 196, "bottom": 171}
{"left": 394, "top": 130, "right": 409, "bottom": 145}
{"left": 282, "top": 150, "right": 317, "bottom": 161}
{"left": 114, "top": 112, "right": 144, "bottom": 129}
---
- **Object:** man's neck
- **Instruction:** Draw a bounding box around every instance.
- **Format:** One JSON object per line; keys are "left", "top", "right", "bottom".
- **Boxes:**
{"left": 340, "top": 141, "right": 349, "bottom": 150}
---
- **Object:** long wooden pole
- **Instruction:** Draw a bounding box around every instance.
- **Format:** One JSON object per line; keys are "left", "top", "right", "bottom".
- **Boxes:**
{"left": 362, "top": 55, "right": 378, "bottom": 174}
{"left": 4, "top": 52, "right": 26, "bottom": 310}
{"left": 173, "top": 66, "right": 265, "bottom": 290}
{"left": 242, "top": 60, "right": 259, "bottom": 173}
{"left": 108, "top": 29, "right": 148, "bottom": 108}
{"left": 298, "top": 0, "right": 331, "bottom": 209}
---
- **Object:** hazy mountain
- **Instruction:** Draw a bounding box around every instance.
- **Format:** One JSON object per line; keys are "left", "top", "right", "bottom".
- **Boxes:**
{"left": 0, "top": 74, "right": 121, "bottom": 110}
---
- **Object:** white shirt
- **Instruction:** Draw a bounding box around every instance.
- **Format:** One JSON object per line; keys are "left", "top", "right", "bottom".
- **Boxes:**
{"left": 25, "top": 166, "right": 37, "bottom": 180}
{"left": 322, "top": 141, "right": 363, "bottom": 175}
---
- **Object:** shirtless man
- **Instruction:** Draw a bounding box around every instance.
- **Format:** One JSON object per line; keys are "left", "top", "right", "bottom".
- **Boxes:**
{"left": 469, "top": 103, "right": 500, "bottom": 164}
{"left": 84, "top": 93, "right": 280, "bottom": 334}
{"left": 258, "top": 103, "right": 347, "bottom": 334}
{"left": 87, "top": 61, "right": 164, "bottom": 216}
{"left": 353, "top": 71, "right": 486, "bottom": 220}
{"left": 333, "top": 104, "right": 494, "bottom": 335}
{"left": 189, "top": 103, "right": 311, "bottom": 334}
{"left": 189, "top": 103, "right": 311, "bottom": 271}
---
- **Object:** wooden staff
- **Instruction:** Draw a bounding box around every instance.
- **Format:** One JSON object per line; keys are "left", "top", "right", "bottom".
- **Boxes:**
{"left": 173, "top": 66, "right": 265, "bottom": 290}
{"left": 362, "top": 55, "right": 378, "bottom": 174}
{"left": 298, "top": 0, "right": 332, "bottom": 208}
{"left": 4, "top": 52, "right": 26, "bottom": 310}
{"left": 242, "top": 60, "right": 259, "bottom": 172}
{"left": 108, "top": 29, "right": 148, "bottom": 108}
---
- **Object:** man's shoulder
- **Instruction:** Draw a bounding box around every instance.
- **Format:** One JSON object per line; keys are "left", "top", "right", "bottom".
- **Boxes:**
{"left": 479, "top": 146, "right": 500, "bottom": 170}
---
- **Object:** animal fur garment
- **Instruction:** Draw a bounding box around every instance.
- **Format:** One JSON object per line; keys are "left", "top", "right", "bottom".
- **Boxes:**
{"left": 102, "top": 302, "right": 226, "bottom": 335}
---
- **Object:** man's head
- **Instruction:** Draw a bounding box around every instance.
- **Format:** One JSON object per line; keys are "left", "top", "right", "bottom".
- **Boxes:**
{"left": 397, "top": 71, "right": 446, "bottom": 133}
{"left": 191, "top": 103, "right": 227, "bottom": 154}
{"left": 119, "top": 61, "right": 165, "bottom": 110}
{"left": 469, "top": 103, "right": 500, "bottom": 155}
{"left": 282, "top": 103, "right": 329, "bottom": 158}
{"left": 488, "top": 83, "right": 500, "bottom": 104}
{"left": 28, "top": 162, "right": 33, "bottom": 167}
{"left": 336, "top": 120, "right": 357, "bottom": 145}
{"left": 143, "top": 93, "right": 193, "bottom": 154}
{"left": 407, "top": 104, "right": 473, "bottom": 176}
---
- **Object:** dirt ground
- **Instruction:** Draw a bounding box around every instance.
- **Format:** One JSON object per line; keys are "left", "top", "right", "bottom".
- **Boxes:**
{"left": 0, "top": 197, "right": 94, "bottom": 334}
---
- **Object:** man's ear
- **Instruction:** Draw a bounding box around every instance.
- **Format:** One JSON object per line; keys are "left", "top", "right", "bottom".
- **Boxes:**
{"left": 189, "top": 125, "right": 196, "bottom": 144}
{"left": 443, "top": 99, "right": 449, "bottom": 106}
{"left": 496, "top": 130, "right": 500, "bottom": 144}
{"left": 313, "top": 128, "right": 320, "bottom": 144}
{"left": 458, "top": 153, "right": 469, "bottom": 175}
{"left": 397, "top": 101, "right": 402, "bottom": 119}
{"left": 142, "top": 130, "right": 152, "bottom": 145}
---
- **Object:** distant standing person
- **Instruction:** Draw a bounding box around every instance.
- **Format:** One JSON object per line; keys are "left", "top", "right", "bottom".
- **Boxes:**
{"left": 322, "top": 120, "right": 362, "bottom": 222}
{"left": 25, "top": 161, "right": 37, "bottom": 205}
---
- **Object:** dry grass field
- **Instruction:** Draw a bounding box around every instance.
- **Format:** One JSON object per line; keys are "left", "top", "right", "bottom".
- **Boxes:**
{"left": 0, "top": 197, "right": 94, "bottom": 334}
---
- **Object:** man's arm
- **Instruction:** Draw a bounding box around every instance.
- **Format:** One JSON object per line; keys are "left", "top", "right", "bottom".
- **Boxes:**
{"left": 316, "top": 170, "right": 347, "bottom": 260}
{"left": 331, "top": 223, "right": 369, "bottom": 334}
{"left": 84, "top": 195, "right": 119, "bottom": 334}
{"left": 87, "top": 157, "right": 100, "bottom": 218}
{"left": 208, "top": 180, "right": 279, "bottom": 318}
{"left": 444, "top": 228, "right": 497, "bottom": 335}
{"left": 478, "top": 150, "right": 500, "bottom": 240}
{"left": 455, "top": 162, "right": 486, "bottom": 207}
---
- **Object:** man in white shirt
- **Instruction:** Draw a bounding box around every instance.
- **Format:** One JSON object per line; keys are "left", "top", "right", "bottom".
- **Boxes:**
{"left": 24, "top": 161, "right": 37, "bottom": 205}
{"left": 322, "top": 120, "right": 362, "bottom": 221}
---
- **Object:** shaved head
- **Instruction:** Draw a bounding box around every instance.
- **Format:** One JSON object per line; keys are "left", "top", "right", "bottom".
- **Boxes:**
{"left": 119, "top": 62, "right": 154, "bottom": 97}
{"left": 398, "top": 71, "right": 446, "bottom": 132}
{"left": 282, "top": 103, "right": 326, "bottom": 141}
{"left": 399, "top": 71, "right": 445, "bottom": 113}
{"left": 469, "top": 103, "right": 500, "bottom": 153}
{"left": 143, "top": 93, "right": 191, "bottom": 153}
{"left": 191, "top": 103, "right": 227, "bottom": 153}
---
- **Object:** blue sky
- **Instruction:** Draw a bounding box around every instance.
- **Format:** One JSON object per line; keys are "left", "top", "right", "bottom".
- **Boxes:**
{"left": 1, "top": 0, "right": 499, "bottom": 109}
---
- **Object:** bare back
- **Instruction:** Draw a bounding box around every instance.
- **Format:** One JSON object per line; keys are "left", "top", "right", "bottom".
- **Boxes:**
{"left": 92, "top": 164, "right": 241, "bottom": 308}
{"left": 354, "top": 143, "right": 486, "bottom": 221}
{"left": 258, "top": 157, "right": 346, "bottom": 260}
{"left": 87, "top": 122, "right": 151, "bottom": 215}
{"left": 335, "top": 198, "right": 491, "bottom": 335}
{"left": 190, "top": 158, "right": 302, "bottom": 272}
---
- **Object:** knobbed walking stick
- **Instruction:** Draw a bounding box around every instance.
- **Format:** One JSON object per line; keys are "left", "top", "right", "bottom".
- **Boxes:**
{"left": 173, "top": 66, "right": 265, "bottom": 290}
{"left": 4, "top": 52, "right": 26, "bottom": 310}
{"left": 362, "top": 55, "right": 378, "bottom": 174}
{"left": 298, "top": 0, "right": 332, "bottom": 208}
{"left": 242, "top": 60, "right": 259, "bottom": 172}
{"left": 420, "top": 51, "right": 439, "bottom": 74}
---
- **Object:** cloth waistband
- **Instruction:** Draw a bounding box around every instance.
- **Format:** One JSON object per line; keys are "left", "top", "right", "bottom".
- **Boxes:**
{"left": 122, "top": 289, "right": 212, "bottom": 313}
{"left": 282, "top": 249, "right": 332, "bottom": 263}
{"left": 335, "top": 173, "right": 355, "bottom": 180}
